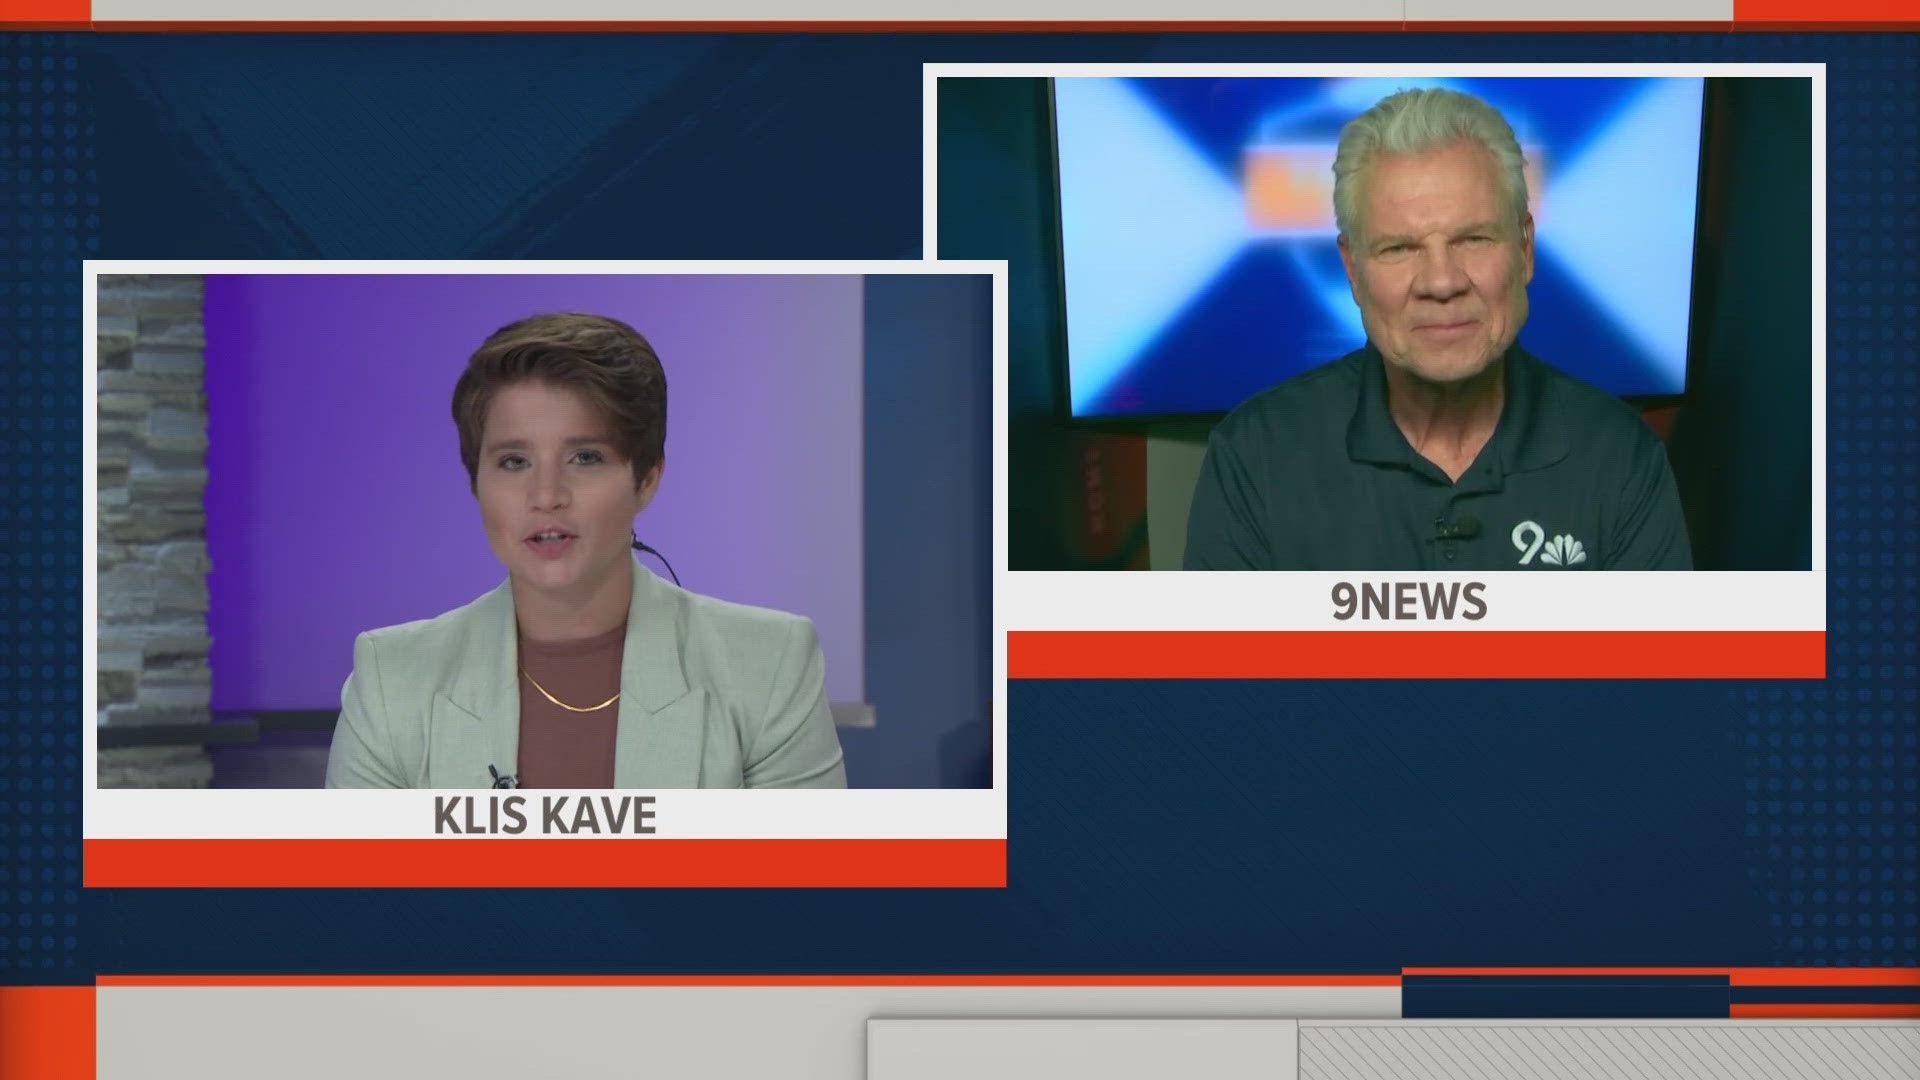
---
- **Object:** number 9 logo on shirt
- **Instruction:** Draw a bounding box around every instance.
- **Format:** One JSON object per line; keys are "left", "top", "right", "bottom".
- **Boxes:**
{"left": 1512, "top": 520, "right": 1546, "bottom": 565}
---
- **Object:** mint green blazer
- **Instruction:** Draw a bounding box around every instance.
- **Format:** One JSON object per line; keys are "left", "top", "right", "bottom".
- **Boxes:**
{"left": 325, "top": 556, "right": 847, "bottom": 789}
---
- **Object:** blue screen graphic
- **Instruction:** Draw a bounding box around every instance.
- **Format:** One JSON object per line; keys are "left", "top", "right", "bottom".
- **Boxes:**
{"left": 1054, "top": 76, "right": 1706, "bottom": 418}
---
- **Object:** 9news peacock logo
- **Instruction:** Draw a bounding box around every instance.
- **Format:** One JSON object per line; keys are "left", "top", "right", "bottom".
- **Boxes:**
{"left": 1513, "top": 520, "right": 1587, "bottom": 567}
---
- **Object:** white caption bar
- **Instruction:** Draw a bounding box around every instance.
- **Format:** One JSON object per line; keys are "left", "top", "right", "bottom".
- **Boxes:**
{"left": 1010, "top": 571, "right": 1826, "bottom": 632}
{"left": 87, "top": 788, "right": 1006, "bottom": 840}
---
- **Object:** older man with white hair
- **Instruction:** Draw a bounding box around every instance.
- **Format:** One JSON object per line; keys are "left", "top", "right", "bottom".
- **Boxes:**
{"left": 1184, "top": 87, "right": 1692, "bottom": 571}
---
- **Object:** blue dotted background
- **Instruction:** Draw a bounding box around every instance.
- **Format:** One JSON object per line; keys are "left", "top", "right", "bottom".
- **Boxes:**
{"left": 0, "top": 32, "right": 88, "bottom": 981}
{"left": 1748, "top": 35, "right": 1919, "bottom": 970}
{"left": 0, "top": 30, "right": 1909, "bottom": 988}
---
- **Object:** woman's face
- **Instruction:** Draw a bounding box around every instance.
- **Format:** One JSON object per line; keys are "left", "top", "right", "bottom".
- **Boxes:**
{"left": 474, "top": 381, "right": 660, "bottom": 602}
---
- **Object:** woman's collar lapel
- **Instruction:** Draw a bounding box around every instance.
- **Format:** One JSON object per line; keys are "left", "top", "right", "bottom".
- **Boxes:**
{"left": 612, "top": 559, "right": 708, "bottom": 788}
{"left": 430, "top": 579, "right": 519, "bottom": 788}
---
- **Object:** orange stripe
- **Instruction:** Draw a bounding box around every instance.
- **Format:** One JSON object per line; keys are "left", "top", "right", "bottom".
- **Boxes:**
{"left": 0, "top": 987, "right": 94, "bottom": 1080}
{"left": 100, "top": 973, "right": 1399, "bottom": 987}
{"left": 1010, "top": 631, "right": 1825, "bottom": 680}
{"left": 1718, "top": 19, "right": 1920, "bottom": 26}
{"left": 0, "top": 0, "right": 87, "bottom": 23}
{"left": 85, "top": 838, "right": 1005, "bottom": 888}
{"left": 1731, "top": 1004, "right": 1920, "bottom": 1018}
{"left": 1404, "top": 967, "right": 1730, "bottom": 977}
{"left": 1730, "top": 967, "right": 1920, "bottom": 987}
{"left": 1736, "top": 0, "right": 1914, "bottom": 20}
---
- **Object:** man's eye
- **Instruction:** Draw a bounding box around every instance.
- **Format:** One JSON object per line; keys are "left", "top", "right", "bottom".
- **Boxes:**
{"left": 574, "top": 449, "right": 604, "bottom": 465}
{"left": 497, "top": 456, "right": 526, "bottom": 470}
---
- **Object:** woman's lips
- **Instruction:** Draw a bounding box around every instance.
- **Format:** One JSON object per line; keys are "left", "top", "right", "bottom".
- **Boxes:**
{"left": 525, "top": 534, "right": 576, "bottom": 558}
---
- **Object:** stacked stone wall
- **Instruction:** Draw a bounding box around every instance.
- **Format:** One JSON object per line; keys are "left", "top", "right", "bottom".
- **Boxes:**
{"left": 96, "top": 274, "right": 212, "bottom": 788}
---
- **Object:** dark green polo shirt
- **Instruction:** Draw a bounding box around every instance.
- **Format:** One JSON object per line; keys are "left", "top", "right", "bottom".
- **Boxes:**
{"left": 1183, "top": 344, "right": 1692, "bottom": 571}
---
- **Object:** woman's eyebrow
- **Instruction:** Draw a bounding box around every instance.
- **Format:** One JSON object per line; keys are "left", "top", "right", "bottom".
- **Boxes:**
{"left": 483, "top": 436, "right": 609, "bottom": 453}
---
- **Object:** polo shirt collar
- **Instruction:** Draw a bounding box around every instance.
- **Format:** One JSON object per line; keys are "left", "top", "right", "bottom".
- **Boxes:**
{"left": 1345, "top": 341, "right": 1570, "bottom": 478}
{"left": 1346, "top": 342, "right": 1415, "bottom": 468}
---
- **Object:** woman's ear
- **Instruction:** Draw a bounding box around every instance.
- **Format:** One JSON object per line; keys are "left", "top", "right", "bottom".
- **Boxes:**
{"left": 635, "top": 458, "right": 665, "bottom": 512}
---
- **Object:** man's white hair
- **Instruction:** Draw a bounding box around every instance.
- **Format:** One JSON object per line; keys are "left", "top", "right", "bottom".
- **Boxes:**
{"left": 1331, "top": 87, "right": 1530, "bottom": 242}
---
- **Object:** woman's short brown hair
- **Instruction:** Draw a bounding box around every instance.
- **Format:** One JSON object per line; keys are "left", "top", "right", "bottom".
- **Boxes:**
{"left": 451, "top": 312, "right": 667, "bottom": 494}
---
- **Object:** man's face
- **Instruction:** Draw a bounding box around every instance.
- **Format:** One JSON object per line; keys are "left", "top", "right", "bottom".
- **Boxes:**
{"left": 475, "top": 381, "right": 660, "bottom": 601}
{"left": 1339, "top": 139, "right": 1534, "bottom": 386}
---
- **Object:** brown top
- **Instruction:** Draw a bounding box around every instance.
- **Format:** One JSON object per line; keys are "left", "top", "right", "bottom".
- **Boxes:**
{"left": 514, "top": 621, "right": 626, "bottom": 789}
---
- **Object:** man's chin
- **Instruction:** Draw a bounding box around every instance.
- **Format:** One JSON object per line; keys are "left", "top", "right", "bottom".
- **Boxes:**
{"left": 1396, "top": 346, "right": 1500, "bottom": 387}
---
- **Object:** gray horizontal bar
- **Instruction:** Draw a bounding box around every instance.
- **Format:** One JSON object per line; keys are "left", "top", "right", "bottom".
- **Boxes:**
{"left": 98, "top": 718, "right": 259, "bottom": 749}
{"left": 1300, "top": 1021, "right": 1920, "bottom": 1080}
{"left": 870, "top": 1019, "right": 1297, "bottom": 1080}
{"left": 833, "top": 703, "right": 876, "bottom": 729}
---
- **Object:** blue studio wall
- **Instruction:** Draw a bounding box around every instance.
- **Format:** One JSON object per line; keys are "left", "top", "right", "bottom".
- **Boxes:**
{"left": 853, "top": 275, "right": 995, "bottom": 789}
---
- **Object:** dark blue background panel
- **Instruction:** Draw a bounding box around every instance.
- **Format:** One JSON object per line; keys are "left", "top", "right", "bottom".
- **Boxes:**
{"left": 99, "top": 679, "right": 1779, "bottom": 974}
{"left": 0, "top": 31, "right": 1909, "bottom": 987}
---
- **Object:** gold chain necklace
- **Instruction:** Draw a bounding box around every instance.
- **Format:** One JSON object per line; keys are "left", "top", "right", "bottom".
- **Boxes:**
{"left": 521, "top": 669, "right": 620, "bottom": 713}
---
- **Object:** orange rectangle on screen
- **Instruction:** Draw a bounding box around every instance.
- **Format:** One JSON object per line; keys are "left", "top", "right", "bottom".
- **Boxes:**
{"left": 0, "top": 987, "right": 93, "bottom": 1080}
{"left": 1244, "top": 147, "right": 1336, "bottom": 231}
{"left": 1009, "top": 631, "right": 1825, "bottom": 679}
{"left": 0, "top": 0, "right": 88, "bottom": 24}
{"left": 1730, "top": 967, "right": 1920, "bottom": 986}
{"left": 85, "top": 839, "right": 1006, "bottom": 888}
{"left": 1735, "top": 0, "right": 1918, "bottom": 21}
{"left": 1731, "top": 1004, "right": 1920, "bottom": 1018}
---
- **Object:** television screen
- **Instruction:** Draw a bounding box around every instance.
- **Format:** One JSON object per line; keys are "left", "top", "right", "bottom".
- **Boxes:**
{"left": 1053, "top": 76, "right": 1707, "bottom": 419}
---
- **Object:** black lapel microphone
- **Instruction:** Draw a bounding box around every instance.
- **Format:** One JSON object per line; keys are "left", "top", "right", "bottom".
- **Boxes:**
{"left": 631, "top": 536, "right": 681, "bottom": 586}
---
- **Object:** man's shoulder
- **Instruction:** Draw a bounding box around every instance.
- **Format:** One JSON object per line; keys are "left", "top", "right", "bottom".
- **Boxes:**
{"left": 1211, "top": 349, "right": 1366, "bottom": 444}
{"left": 1524, "top": 349, "right": 1662, "bottom": 446}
